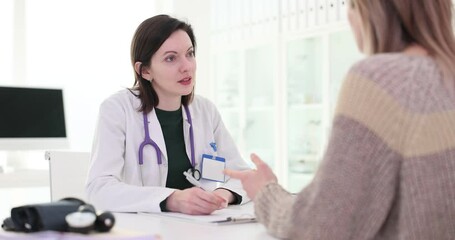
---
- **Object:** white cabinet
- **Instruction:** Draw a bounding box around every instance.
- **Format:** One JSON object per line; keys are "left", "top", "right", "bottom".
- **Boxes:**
{"left": 211, "top": 43, "right": 279, "bottom": 169}
{"left": 209, "top": 0, "right": 363, "bottom": 193}
{"left": 285, "top": 36, "right": 326, "bottom": 192}
{"left": 285, "top": 30, "right": 363, "bottom": 192}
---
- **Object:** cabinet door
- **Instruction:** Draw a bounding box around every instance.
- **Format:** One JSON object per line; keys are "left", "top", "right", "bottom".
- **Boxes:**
{"left": 243, "top": 44, "right": 277, "bottom": 168}
{"left": 285, "top": 31, "right": 362, "bottom": 192}
{"left": 329, "top": 30, "right": 363, "bottom": 120}
{"left": 211, "top": 51, "right": 243, "bottom": 144}
{"left": 286, "top": 37, "right": 324, "bottom": 193}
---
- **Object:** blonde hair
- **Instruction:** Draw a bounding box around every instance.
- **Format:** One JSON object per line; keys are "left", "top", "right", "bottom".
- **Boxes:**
{"left": 351, "top": 0, "right": 455, "bottom": 89}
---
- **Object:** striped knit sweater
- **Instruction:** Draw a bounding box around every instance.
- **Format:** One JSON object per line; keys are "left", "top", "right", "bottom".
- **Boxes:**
{"left": 255, "top": 54, "right": 455, "bottom": 239}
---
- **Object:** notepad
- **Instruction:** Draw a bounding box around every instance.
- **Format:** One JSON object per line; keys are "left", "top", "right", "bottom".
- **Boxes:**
{"left": 142, "top": 202, "right": 256, "bottom": 225}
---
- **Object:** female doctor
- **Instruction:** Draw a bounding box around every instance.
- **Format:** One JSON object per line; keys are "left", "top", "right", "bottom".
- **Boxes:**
{"left": 86, "top": 15, "right": 251, "bottom": 215}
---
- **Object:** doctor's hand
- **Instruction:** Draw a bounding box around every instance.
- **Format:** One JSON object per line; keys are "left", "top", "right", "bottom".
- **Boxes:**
{"left": 224, "top": 153, "right": 278, "bottom": 200}
{"left": 166, "top": 187, "right": 227, "bottom": 215}
{"left": 213, "top": 188, "right": 234, "bottom": 208}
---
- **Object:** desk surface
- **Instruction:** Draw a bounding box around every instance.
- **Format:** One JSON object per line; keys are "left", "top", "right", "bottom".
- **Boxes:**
{"left": 0, "top": 212, "right": 275, "bottom": 240}
{"left": 1, "top": 188, "right": 277, "bottom": 240}
{"left": 115, "top": 212, "right": 276, "bottom": 240}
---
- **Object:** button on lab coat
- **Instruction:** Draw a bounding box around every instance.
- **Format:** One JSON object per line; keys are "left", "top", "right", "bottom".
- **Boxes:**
{"left": 86, "top": 89, "right": 251, "bottom": 212}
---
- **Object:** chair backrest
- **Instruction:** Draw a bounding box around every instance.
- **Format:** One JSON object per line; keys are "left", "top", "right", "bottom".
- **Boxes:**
{"left": 45, "top": 151, "right": 90, "bottom": 202}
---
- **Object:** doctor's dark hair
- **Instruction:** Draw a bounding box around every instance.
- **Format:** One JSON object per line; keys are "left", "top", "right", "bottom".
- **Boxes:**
{"left": 130, "top": 14, "right": 196, "bottom": 113}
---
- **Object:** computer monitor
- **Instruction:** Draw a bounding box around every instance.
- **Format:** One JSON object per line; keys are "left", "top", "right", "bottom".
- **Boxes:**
{"left": 0, "top": 86, "right": 68, "bottom": 150}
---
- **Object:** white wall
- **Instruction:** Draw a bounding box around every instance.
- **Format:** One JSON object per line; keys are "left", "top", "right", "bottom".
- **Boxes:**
{"left": 1, "top": 0, "right": 161, "bottom": 151}
{"left": 0, "top": 0, "right": 214, "bottom": 153}
{"left": 172, "top": 0, "right": 212, "bottom": 100}
{"left": 0, "top": 0, "right": 14, "bottom": 85}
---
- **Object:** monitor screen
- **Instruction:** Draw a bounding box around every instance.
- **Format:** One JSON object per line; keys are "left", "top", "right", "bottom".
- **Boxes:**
{"left": 0, "top": 86, "right": 68, "bottom": 150}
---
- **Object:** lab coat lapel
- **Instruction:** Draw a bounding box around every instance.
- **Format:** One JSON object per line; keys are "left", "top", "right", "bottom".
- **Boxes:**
{"left": 183, "top": 105, "right": 195, "bottom": 167}
{"left": 147, "top": 109, "right": 168, "bottom": 162}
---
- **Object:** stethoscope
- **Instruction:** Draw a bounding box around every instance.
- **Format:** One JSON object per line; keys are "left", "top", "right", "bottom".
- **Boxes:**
{"left": 138, "top": 105, "right": 201, "bottom": 181}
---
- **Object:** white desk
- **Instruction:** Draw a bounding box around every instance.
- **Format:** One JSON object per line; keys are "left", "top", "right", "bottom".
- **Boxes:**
{"left": 1, "top": 213, "right": 276, "bottom": 240}
{"left": 115, "top": 212, "right": 276, "bottom": 240}
{"left": 1, "top": 194, "right": 277, "bottom": 240}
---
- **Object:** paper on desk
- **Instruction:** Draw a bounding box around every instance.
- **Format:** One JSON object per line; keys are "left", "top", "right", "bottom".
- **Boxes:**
{"left": 0, "top": 229, "right": 161, "bottom": 240}
{"left": 142, "top": 203, "right": 256, "bottom": 224}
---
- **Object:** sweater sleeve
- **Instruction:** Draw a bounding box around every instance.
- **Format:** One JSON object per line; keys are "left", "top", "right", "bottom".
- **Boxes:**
{"left": 254, "top": 65, "right": 404, "bottom": 239}
{"left": 254, "top": 183, "right": 296, "bottom": 239}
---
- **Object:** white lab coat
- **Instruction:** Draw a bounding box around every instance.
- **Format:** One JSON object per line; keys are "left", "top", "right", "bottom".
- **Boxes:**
{"left": 86, "top": 89, "right": 251, "bottom": 213}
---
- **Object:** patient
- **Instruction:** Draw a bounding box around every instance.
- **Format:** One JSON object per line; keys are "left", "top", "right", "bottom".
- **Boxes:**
{"left": 226, "top": 0, "right": 455, "bottom": 239}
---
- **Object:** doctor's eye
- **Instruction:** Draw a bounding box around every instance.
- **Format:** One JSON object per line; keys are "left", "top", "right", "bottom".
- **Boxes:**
{"left": 186, "top": 50, "right": 195, "bottom": 58}
{"left": 164, "top": 55, "right": 176, "bottom": 62}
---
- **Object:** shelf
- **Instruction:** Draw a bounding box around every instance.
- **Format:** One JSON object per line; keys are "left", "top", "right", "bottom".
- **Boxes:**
{"left": 287, "top": 103, "right": 324, "bottom": 110}
{"left": 218, "top": 107, "right": 241, "bottom": 112}
{"left": 289, "top": 155, "right": 320, "bottom": 173}
{"left": 245, "top": 106, "right": 275, "bottom": 112}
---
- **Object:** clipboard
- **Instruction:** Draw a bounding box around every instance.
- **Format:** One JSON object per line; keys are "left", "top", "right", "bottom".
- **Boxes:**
{"left": 142, "top": 203, "right": 257, "bottom": 225}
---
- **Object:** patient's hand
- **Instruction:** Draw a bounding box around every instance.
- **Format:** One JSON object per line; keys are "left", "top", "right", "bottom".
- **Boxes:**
{"left": 224, "top": 153, "right": 277, "bottom": 200}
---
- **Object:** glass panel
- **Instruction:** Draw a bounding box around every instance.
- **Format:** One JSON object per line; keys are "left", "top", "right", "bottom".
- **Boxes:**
{"left": 329, "top": 30, "right": 364, "bottom": 117}
{"left": 244, "top": 111, "right": 275, "bottom": 167}
{"left": 245, "top": 45, "right": 275, "bottom": 109}
{"left": 244, "top": 45, "right": 276, "bottom": 167}
{"left": 288, "top": 172, "right": 315, "bottom": 193}
{"left": 287, "top": 108, "right": 323, "bottom": 192}
{"left": 212, "top": 51, "right": 241, "bottom": 108}
{"left": 288, "top": 108, "right": 324, "bottom": 162}
{"left": 211, "top": 51, "right": 242, "bottom": 146}
{"left": 219, "top": 110, "right": 241, "bottom": 145}
{"left": 286, "top": 36, "right": 324, "bottom": 192}
{"left": 287, "top": 37, "right": 323, "bottom": 106}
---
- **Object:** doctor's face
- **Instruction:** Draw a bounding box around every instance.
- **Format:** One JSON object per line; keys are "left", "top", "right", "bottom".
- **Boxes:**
{"left": 147, "top": 30, "right": 196, "bottom": 101}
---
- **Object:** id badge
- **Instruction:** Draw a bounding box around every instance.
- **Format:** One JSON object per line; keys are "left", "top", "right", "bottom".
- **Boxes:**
{"left": 201, "top": 154, "right": 226, "bottom": 182}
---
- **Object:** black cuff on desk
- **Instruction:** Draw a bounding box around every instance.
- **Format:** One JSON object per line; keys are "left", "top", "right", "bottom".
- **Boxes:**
{"left": 160, "top": 198, "right": 169, "bottom": 212}
{"left": 217, "top": 188, "right": 242, "bottom": 205}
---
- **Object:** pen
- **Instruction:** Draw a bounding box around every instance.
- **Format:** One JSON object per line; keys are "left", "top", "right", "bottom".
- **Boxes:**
{"left": 212, "top": 217, "right": 257, "bottom": 224}
{"left": 227, "top": 217, "right": 257, "bottom": 223}
{"left": 183, "top": 171, "right": 206, "bottom": 191}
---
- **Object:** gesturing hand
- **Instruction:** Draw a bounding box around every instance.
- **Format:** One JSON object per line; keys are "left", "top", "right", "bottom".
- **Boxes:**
{"left": 224, "top": 153, "right": 277, "bottom": 200}
{"left": 166, "top": 187, "right": 227, "bottom": 215}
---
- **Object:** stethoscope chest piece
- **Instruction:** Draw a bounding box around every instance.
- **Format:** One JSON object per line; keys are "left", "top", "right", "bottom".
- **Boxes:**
{"left": 190, "top": 168, "right": 201, "bottom": 181}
